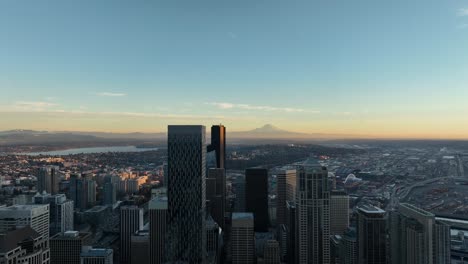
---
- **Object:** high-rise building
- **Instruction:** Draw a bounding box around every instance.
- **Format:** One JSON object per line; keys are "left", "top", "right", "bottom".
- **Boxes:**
{"left": 245, "top": 168, "right": 269, "bottom": 232}
{"left": 206, "top": 168, "right": 226, "bottom": 230}
{"left": 330, "top": 190, "right": 350, "bottom": 235}
{"left": 36, "top": 166, "right": 60, "bottom": 194}
{"left": 70, "top": 174, "right": 95, "bottom": 210}
{"left": 207, "top": 125, "right": 226, "bottom": 169}
{"left": 149, "top": 192, "right": 167, "bottom": 264}
{"left": 166, "top": 125, "right": 207, "bottom": 263}
{"left": 50, "top": 231, "right": 91, "bottom": 264}
{"left": 33, "top": 192, "right": 74, "bottom": 235}
{"left": 277, "top": 170, "right": 296, "bottom": 227}
{"left": 103, "top": 176, "right": 116, "bottom": 205}
{"left": 296, "top": 159, "right": 330, "bottom": 264}
{"left": 87, "top": 179, "right": 97, "bottom": 207}
{"left": 80, "top": 248, "right": 113, "bottom": 264}
{"left": 120, "top": 206, "right": 144, "bottom": 264}
{"left": 234, "top": 175, "right": 246, "bottom": 212}
{"left": 389, "top": 203, "right": 451, "bottom": 264}
{"left": 286, "top": 201, "right": 296, "bottom": 264}
{"left": 0, "top": 226, "right": 50, "bottom": 264}
{"left": 131, "top": 230, "right": 149, "bottom": 264}
{"left": 232, "top": 213, "right": 255, "bottom": 264}
{"left": 357, "top": 205, "right": 387, "bottom": 264}
{"left": 0, "top": 204, "right": 50, "bottom": 239}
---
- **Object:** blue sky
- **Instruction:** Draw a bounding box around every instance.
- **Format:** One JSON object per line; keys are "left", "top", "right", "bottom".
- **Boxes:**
{"left": 1, "top": 0, "right": 468, "bottom": 138}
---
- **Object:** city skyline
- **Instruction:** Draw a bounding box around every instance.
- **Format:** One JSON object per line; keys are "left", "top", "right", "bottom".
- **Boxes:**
{"left": 2, "top": 0, "right": 468, "bottom": 139}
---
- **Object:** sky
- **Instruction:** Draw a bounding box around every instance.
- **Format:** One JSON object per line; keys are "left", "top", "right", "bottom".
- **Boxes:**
{"left": 1, "top": 0, "right": 468, "bottom": 139}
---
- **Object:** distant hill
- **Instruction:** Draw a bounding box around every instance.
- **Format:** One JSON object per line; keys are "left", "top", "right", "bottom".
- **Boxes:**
{"left": 229, "top": 124, "right": 359, "bottom": 140}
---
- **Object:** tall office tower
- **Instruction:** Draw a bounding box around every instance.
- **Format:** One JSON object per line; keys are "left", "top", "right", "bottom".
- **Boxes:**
{"left": 234, "top": 175, "right": 246, "bottom": 212}
{"left": 103, "top": 176, "right": 116, "bottom": 205}
{"left": 245, "top": 168, "right": 269, "bottom": 232}
{"left": 263, "top": 240, "right": 281, "bottom": 264}
{"left": 131, "top": 230, "right": 150, "bottom": 264}
{"left": 37, "top": 166, "right": 60, "bottom": 194}
{"left": 69, "top": 174, "right": 88, "bottom": 210}
{"left": 120, "top": 206, "right": 143, "bottom": 264}
{"left": 149, "top": 194, "right": 167, "bottom": 264}
{"left": 276, "top": 170, "right": 296, "bottom": 227}
{"left": 389, "top": 203, "right": 451, "bottom": 264}
{"left": 330, "top": 190, "right": 350, "bottom": 235}
{"left": 166, "top": 125, "right": 207, "bottom": 263}
{"left": 127, "top": 179, "right": 139, "bottom": 194}
{"left": 286, "top": 201, "right": 296, "bottom": 264}
{"left": 80, "top": 248, "right": 113, "bottom": 264}
{"left": 207, "top": 125, "right": 226, "bottom": 169}
{"left": 33, "top": 192, "right": 74, "bottom": 235}
{"left": 50, "top": 231, "right": 91, "bottom": 264}
{"left": 87, "top": 179, "right": 97, "bottom": 207}
{"left": 206, "top": 168, "right": 226, "bottom": 230}
{"left": 0, "top": 226, "right": 50, "bottom": 264}
{"left": 232, "top": 213, "right": 255, "bottom": 264}
{"left": 296, "top": 159, "right": 330, "bottom": 264}
{"left": 357, "top": 205, "right": 387, "bottom": 264}
{"left": 0, "top": 204, "right": 50, "bottom": 239}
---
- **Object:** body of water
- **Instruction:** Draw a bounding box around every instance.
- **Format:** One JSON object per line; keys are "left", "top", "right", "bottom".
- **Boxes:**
{"left": 21, "top": 146, "right": 160, "bottom": 156}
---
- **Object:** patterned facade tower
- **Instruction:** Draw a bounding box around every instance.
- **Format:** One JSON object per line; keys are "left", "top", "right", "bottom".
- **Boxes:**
{"left": 296, "top": 159, "right": 330, "bottom": 264}
{"left": 166, "top": 125, "right": 207, "bottom": 263}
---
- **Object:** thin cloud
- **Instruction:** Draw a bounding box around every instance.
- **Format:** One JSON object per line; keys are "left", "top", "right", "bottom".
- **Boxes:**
{"left": 0, "top": 109, "right": 256, "bottom": 121}
{"left": 457, "top": 8, "right": 468, "bottom": 16}
{"left": 13, "top": 101, "right": 58, "bottom": 111}
{"left": 96, "top": 92, "right": 127, "bottom": 97}
{"left": 458, "top": 23, "right": 468, "bottom": 29}
{"left": 206, "top": 102, "right": 319, "bottom": 113}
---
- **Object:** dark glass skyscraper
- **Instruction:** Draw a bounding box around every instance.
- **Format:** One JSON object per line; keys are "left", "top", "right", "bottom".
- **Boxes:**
{"left": 357, "top": 205, "right": 387, "bottom": 264}
{"left": 166, "top": 125, "right": 207, "bottom": 263}
{"left": 207, "top": 125, "right": 225, "bottom": 169}
{"left": 245, "top": 168, "right": 269, "bottom": 232}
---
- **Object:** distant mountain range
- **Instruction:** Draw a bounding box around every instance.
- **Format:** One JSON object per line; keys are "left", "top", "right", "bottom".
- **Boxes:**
{"left": 0, "top": 125, "right": 362, "bottom": 146}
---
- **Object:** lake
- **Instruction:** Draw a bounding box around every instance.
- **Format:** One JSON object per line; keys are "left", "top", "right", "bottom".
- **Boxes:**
{"left": 21, "top": 146, "right": 160, "bottom": 156}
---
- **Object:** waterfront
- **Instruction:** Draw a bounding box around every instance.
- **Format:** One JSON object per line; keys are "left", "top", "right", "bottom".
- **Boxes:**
{"left": 21, "top": 146, "right": 160, "bottom": 156}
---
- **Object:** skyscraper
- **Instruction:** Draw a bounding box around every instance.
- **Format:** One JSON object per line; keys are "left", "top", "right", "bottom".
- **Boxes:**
{"left": 356, "top": 205, "right": 387, "bottom": 264}
{"left": 330, "top": 190, "right": 350, "bottom": 235}
{"left": 36, "top": 166, "right": 60, "bottom": 194}
{"left": 69, "top": 174, "right": 88, "bottom": 211}
{"left": 206, "top": 168, "right": 226, "bottom": 230}
{"left": 234, "top": 175, "right": 246, "bottom": 212}
{"left": 166, "top": 125, "right": 207, "bottom": 263}
{"left": 232, "top": 213, "right": 255, "bottom": 264}
{"left": 33, "top": 192, "right": 74, "bottom": 235}
{"left": 120, "top": 206, "right": 144, "bottom": 264}
{"left": 87, "top": 178, "right": 97, "bottom": 207}
{"left": 245, "top": 168, "right": 269, "bottom": 232}
{"left": 277, "top": 169, "right": 296, "bottom": 227}
{"left": 207, "top": 125, "right": 226, "bottom": 169}
{"left": 0, "top": 204, "right": 50, "bottom": 240}
{"left": 103, "top": 175, "right": 116, "bottom": 205}
{"left": 389, "top": 203, "right": 451, "bottom": 264}
{"left": 149, "top": 191, "right": 167, "bottom": 264}
{"left": 296, "top": 159, "right": 330, "bottom": 264}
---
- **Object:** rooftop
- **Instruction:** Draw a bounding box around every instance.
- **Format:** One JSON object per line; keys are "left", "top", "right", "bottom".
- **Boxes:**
{"left": 357, "top": 204, "right": 385, "bottom": 214}
{"left": 232, "top": 212, "right": 254, "bottom": 220}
